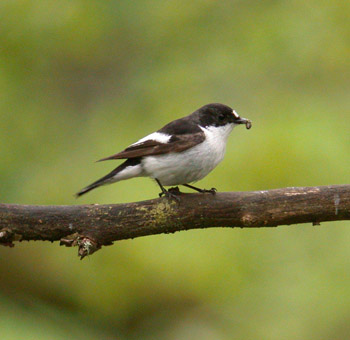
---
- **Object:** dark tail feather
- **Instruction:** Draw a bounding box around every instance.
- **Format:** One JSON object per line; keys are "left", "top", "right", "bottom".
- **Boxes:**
{"left": 76, "top": 170, "right": 117, "bottom": 197}
{"left": 76, "top": 158, "right": 141, "bottom": 198}
{"left": 76, "top": 182, "right": 101, "bottom": 197}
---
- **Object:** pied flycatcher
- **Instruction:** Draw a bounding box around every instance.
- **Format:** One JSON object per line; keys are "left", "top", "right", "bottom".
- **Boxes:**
{"left": 77, "top": 103, "right": 252, "bottom": 198}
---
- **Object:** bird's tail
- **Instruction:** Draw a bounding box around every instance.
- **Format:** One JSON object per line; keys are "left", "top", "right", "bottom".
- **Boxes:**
{"left": 76, "top": 169, "right": 118, "bottom": 197}
{"left": 76, "top": 158, "right": 142, "bottom": 197}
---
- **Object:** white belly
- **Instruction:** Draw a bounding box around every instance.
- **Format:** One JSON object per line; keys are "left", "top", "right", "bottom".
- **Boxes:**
{"left": 141, "top": 124, "right": 234, "bottom": 186}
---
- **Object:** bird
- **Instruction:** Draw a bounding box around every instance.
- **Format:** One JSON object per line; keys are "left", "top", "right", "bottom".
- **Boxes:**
{"left": 76, "top": 103, "right": 252, "bottom": 199}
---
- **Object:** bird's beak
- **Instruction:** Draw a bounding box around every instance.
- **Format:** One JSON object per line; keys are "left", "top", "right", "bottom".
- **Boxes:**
{"left": 235, "top": 117, "right": 248, "bottom": 124}
{"left": 235, "top": 117, "right": 252, "bottom": 129}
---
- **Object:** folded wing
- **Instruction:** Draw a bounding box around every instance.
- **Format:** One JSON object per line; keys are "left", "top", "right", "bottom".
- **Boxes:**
{"left": 98, "top": 133, "right": 205, "bottom": 161}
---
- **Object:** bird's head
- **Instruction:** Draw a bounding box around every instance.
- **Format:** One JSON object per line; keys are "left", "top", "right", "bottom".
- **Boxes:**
{"left": 196, "top": 103, "right": 252, "bottom": 129}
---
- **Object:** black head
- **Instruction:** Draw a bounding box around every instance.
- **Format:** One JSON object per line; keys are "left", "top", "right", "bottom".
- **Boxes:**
{"left": 193, "top": 103, "right": 248, "bottom": 128}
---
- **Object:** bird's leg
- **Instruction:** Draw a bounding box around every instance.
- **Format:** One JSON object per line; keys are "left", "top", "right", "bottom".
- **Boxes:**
{"left": 182, "top": 183, "right": 217, "bottom": 194}
{"left": 155, "top": 179, "right": 181, "bottom": 201}
{"left": 156, "top": 179, "right": 167, "bottom": 197}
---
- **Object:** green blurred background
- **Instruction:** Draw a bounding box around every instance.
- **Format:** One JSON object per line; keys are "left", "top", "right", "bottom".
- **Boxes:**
{"left": 0, "top": 1, "right": 349, "bottom": 339}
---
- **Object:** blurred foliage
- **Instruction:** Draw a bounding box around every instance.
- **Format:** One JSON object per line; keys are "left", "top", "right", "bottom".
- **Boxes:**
{"left": 0, "top": 0, "right": 349, "bottom": 339}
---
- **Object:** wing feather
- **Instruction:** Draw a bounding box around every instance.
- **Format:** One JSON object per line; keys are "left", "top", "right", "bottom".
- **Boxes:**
{"left": 98, "top": 133, "right": 205, "bottom": 161}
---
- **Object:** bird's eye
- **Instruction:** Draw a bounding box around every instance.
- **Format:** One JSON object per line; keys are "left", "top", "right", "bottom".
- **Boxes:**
{"left": 219, "top": 114, "right": 225, "bottom": 120}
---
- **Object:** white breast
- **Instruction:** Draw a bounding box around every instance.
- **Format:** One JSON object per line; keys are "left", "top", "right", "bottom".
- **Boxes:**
{"left": 141, "top": 124, "right": 234, "bottom": 186}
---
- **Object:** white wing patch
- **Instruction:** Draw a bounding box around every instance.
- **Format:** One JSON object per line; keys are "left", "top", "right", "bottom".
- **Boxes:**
{"left": 132, "top": 132, "right": 171, "bottom": 146}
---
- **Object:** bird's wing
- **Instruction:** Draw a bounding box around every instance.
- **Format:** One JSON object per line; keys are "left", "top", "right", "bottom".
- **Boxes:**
{"left": 98, "top": 132, "right": 205, "bottom": 161}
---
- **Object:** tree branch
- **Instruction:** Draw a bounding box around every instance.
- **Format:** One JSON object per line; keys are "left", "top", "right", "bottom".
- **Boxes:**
{"left": 1, "top": 185, "right": 349, "bottom": 259}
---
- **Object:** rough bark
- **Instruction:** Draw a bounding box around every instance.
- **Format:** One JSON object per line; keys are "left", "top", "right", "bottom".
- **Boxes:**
{"left": 1, "top": 185, "right": 349, "bottom": 259}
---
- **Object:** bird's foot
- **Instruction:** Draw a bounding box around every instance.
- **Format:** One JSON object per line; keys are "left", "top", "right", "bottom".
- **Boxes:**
{"left": 182, "top": 183, "right": 217, "bottom": 194}
{"left": 159, "top": 186, "right": 181, "bottom": 201}
{"left": 199, "top": 187, "right": 217, "bottom": 195}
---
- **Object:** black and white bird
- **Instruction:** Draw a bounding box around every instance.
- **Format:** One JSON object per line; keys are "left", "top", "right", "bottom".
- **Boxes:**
{"left": 76, "top": 103, "right": 252, "bottom": 198}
